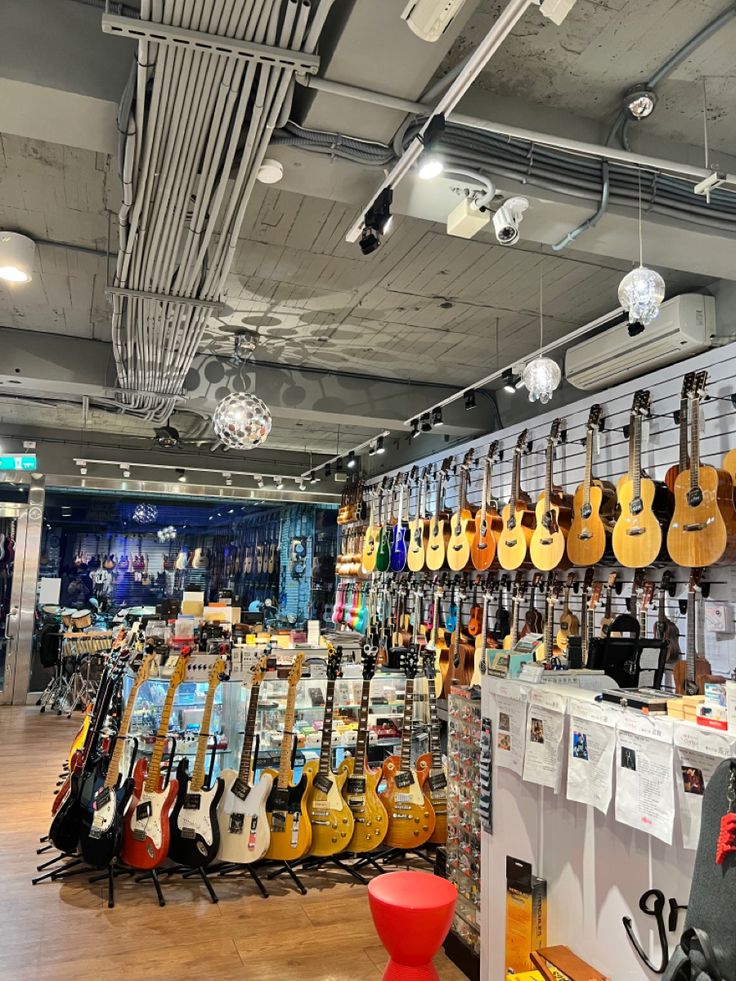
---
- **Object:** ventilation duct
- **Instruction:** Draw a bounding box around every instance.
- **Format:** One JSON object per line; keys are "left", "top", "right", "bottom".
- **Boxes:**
{"left": 108, "top": 0, "right": 334, "bottom": 423}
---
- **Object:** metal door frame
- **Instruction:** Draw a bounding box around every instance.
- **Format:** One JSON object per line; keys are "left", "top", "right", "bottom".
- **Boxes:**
{"left": 0, "top": 480, "right": 44, "bottom": 704}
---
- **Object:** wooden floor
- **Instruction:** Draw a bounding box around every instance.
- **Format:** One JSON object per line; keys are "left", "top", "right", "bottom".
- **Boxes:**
{"left": 0, "top": 707, "right": 467, "bottom": 981}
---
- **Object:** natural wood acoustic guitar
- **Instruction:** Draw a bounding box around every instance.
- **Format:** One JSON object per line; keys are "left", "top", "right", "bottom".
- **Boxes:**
{"left": 555, "top": 571, "right": 580, "bottom": 653}
{"left": 534, "top": 576, "right": 563, "bottom": 662}
{"left": 502, "top": 573, "right": 526, "bottom": 650}
{"left": 361, "top": 487, "right": 380, "bottom": 574}
{"left": 498, "top": 429, "right": 535, "bottom": 570}
{"left": 529, "top": 418, "right": 572, "bottom": 571}
{"left": 447, "top": 449, "right": 477, "bottom": 571}
{"left": 407, "top": 465, "right": 430, "bottom": 573}
{"left": 673, "top": 569, "right": 724, "bottom": 694}
{"left": 426, "top": 458, "right": 453, "bottom": 571}
{"left": 664, "top": 372, "right": 696, "bottom": 493}
{"left": 567, "top": 404, "right": 615, "bottom": 566}
{"left": 470, "top": 441, "right": 503, "bottom": 571}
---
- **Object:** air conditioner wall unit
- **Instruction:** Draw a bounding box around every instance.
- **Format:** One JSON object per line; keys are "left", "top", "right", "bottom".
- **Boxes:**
{"left": 565, "top": 294, "right": 715, "bottom": 392}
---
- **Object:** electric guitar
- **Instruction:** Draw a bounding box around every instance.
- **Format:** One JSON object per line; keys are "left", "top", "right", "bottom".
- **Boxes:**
{"left": 567, "top": 404, "right": 615, "bottom": 566}
{"left": 338, "top": 646, "right": 388, "bottom": 853}
{"left": 120, "top": 650, "right": 191, "bottom": 869}
{"left": 380, "top": 648, "right": 436, "bottom": 848}
{"left": 613, "top": 389, "right": 672, "bottom": 568}
{"left": 655, "top": 570, "right": 681, "bottom": 664}
{"left": 673, "top": 569, "right": 723, "bottom": 695}
{"left": 424, "top": 576, "right": 449, "bottom": 697}
{"left": 498, "top": 429, "right": 535, "bottom": 570}
{"left": 416, "top": 650, "right": 448, "bottom": 844}
{"left": 79, "top": 646, "right": 157, "bottom": 868}
{"left": 389, "top": 473, "right": 409, "bottom": 573}
{"left": 534, "top": 576, "right": 562, "bottom": 662}
{"left": 529, "top": 418, "right": 572, "bottom": 571}
{"left": 168, "top": 657, "right": 227, "bottom": 867}
{"left": 472, "top": 575, "right": 499, "bottom": 684}
{"left": 303, "top": 645, "right": 355, "bottom": 856}
{"left": 555, "top": 572, "right": 580, "bottom": 652}
{"left": 582, "top": 577, "right": 602, "bottom": 667}
{"left": 216, "top": 655, "right": 273, "bottom": 864}
{"left": 668, "top": 370, "right": 736, "bottom": 567}
{"left": 470, "top": 441, "right": 503, "bottom": 571}
{"left": 407, "top": 465, "right": 430, "bottom": 573}
{"left": 447, "top": 449, "right": 476, "bottom": 571}
{"left": 264, "top": 652, "right": 313, "bottom": 861}
{"left": 426, "top": 458, "right": 453, "bottom": 571}
{"left": 361, "top": 487, "right": 380, "bottom": 574}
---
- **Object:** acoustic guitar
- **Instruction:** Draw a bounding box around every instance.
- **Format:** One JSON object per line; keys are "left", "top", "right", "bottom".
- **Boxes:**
{"left": 664, "top": 372, "right": 696, "bottom": 492}
{"left": 389, "top": 473, "right": 409, "bottom": 573}
{"left": 380, "top": 648, "right": 436, "bottom": 849}
{"left": 613, "top": 389, "right": 672, "bottom": 568}
{"left": 374, "top": 479, "right": 391, "bottom": 573}
{"left": 466, "top": 584, "right": 483, "bottom": 637}
{"left": 673, "top": 569, "right": 723, "bottom": 695}
{"left": 426, "top": 458, "right": 453, "bottom": 571}
{"left": 502, "top": 573, "right": 526, "bottom": 650}
{"left": 216, "top": 655, "right": 273, "bottom": 865}
{"left": 529, "top": 418, "right": 572, "bottom": 571}
{"left": 407, "top": 465, "right": 430, "bottom": 573}
{"left": 668, "top": 370, "right": 736, "bottom": 567}
{"left": 338, "top": 646, "right": 388, "bottom": 853}
{"left": 470, "top": 441, "right": 503, "bottom": 571}
{"left": 446, "top": 579, "right": 474, "bottom": 693}
{"left": 473, "top": 576, "right": 500, "bottom": 682}
{"left": 520, "top": 572, "right": 544, "bottom": 637}
{"left": 120, "top": 650, "right": 191, "bottom": 870}
{"left": 361, "top": 487, "right": 380, "bottom": 574}
{"left": 655, "top": 570, "right": 681, "bottom": 664}
{"left": 534, "top": 576, "right": 562, "bottom": 663}
{"left": 599, "top": 572, "right": 617, "bottom": 637}
{"left": 555, "top": 571, "right": 580, "bottom": 652}
{"left": 416, "top": 649, "right": 448, "bottom": 844}
{"left": 264, "top": 653, "right": 313, "bottom": 861}
{"left": 498, "top": 429, "right": 535, "bottom": 570}
{"left": 447, "top": 449, "right": 477, "bottom": 571}
{"left": 567, "top": 404, "right": 615, "bottom": 566}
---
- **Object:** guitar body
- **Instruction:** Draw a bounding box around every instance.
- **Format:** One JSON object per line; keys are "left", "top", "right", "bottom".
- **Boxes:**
{"left": 470, "top": 510, "right": 501, "bottom": 571}
{"left": 263, "top": 770, "right": 313, "bottom": 861}
{"left": 471, "top": 634, "right": 496, "bottom": 685}
{"left": 389, "top": 524, "right": 408, "bottom": 573}
{"left": 529, "top": 492, "right": 572, "bottom": 572}
{"left": 362, "top": 525, "right": 379, "bottom": 574}
{"left": 556, "top": 610, "right": 580, "bottom": 652}
{"left": 216, "top": 769, "right": 273, "bottom": 864}
{"left": 567, "top": 482, "right": 611, "bottom": 567}
{"left": 380, "top": 756, "right": 435, "bottom": 849}
{"left": 497, "top": 502, "right": 534, "bottom": 570}
{"left": 446, "top": 630, "right": 474, "bottom": 693}
{"left": 668, "top": 466, "right": 736, "bottom": 567}
{"left": 673, "top": 654, "right": 716, "bottom": 696}
{"left": 338, "top": 757, "right": 388, "bottom": 853}
{"left": 722, "top": 449, "right": 736, "bottom": 491}
{"left": 612, "top": 478, "right": 668, "bottom": 568}
{"left": 302, "top": 761, "right": 354, "bottom": 857}
{"left": 415, "top": 756, "right": 447, "bottom": 845}
{"left": 406, "top": 518, "right": 428, "bottom": 573}
{"left": 446, "top": 510, "right": 475, "bottom": 572}
{"left": 374, "top": 529, "right": 390, "bottom": 573}
{"left": 120, "top": 758, "right": 179, "bottom": 870}
{"left": 79, "top": 775, "right": 135, "bottom": 868}
{"left": 168, "top": 759, "right": 224, "bottom": 867}
{"left": 425, "top": 517, "right": 449, "bottom": 571}
{"left": 49, "top": 769, "right": 93, "bottom": 854}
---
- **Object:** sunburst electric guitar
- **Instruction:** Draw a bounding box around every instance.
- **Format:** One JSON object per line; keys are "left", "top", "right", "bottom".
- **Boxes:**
{"left": 567, "top": 404, "right": 615, "bottom": 566}
{"left": 264, "top": 653, "right": 313, "bottom": 861}
{"left": 529, "top": 418, "right": 572, "bottom": 571}
{"left": 416, "top": 650, "right": 448, "bottom": 845}
{"left": 381, "top": 648, "right": 435, "bottom": 848}
{"left": 216, "top": 655, "right": 273, "bottom": 864}
{"left": 168, "top": 657, "right": 227, "bottom": 867}
{"left": 303, "top": 645, "right": 355, "bottom": 856}
{"left": 498, "top": 430, "right": 535, "bottom": 570}
{"left": 120, "top": 650, "right": 191, "bottom": 870}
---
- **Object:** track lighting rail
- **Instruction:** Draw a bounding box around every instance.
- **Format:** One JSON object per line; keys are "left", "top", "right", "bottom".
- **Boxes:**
{"left": 105, "top": 286, "right": 228, "bottom": 316}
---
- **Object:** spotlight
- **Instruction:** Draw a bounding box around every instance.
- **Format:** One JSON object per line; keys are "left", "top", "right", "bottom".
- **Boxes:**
{"left": 417, "top": 115, "right": 446, "bottom": 180}
{"left": 410, "top": 418, "right": 420, "bottom": 439}
{"left": 274, "top": 476, "right": 284, "bottom": 490}
{"left": 359, "top": 189, "right": 393, "bottom": 255}
{"left": 420, "top": 412, "right": 432, "bottom": 434}
{"left": 226, "top": 478, "right": 233, "bottom": 486}
{"left": 154, "top": 424, "right": 180, "bottom": 448}
{"left": 368, "top": 443, "right": 376, "bottom": 456}
{"left": 624, "top": 85, "right": 657, "bottom": 119}
{"left": 431, "top": 407, "right": 443, "bottom": 428}
{"left": 177, "top": 469, "right": 186, "bottom": 483}
{"left": 309, "top": 471, "right": 320, "bottom": 484}
{"left": 627, "top": 321, "right": 645, "bottom": 338}
{"left": 335, "top": 457, "right": 344, "bottom": 472}
{"left": 464, "top": 390, "right": 477, "bottom": 410}
{"left": 503, "top": 369, "right": 517, "bottom": 395}
{"left": 123, "top": 470, "right": 131, "bottom": 478}
{"left": 80, "top": 467, "right": 87, "bottom": 476}
{"left": 255, "top": 475, "right": 264, "bottom": 488}
{"left": 346, "top": 450, "right": 357, "bottom": 469}
{"left": 376, "top": 435, "right": 385, "bottom": 455}
{"left": 299, "top": 480, "right": 306, "bottom": 491}
{"left": 418, "top": 154, "right": 444, "bottom": 180}
{"left": 492, "top": 196, "right": 529, "bottom": 246}
{"left": 0, "top": 231, "right": 35, "bottom": 283}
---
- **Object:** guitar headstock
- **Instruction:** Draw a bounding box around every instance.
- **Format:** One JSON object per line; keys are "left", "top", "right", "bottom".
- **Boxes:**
{"left": 409, "top": 464, "right": 419, "bottom": 484}
{"left": 589, "top": 581, "right": 603, "bottom": 608}
{"left": 288, "top": 651, "right": 305, "bottom": 684}
{"left": 606, "top": 572, "right": 617, "bottom": 591}
{"left": 169, "top": 649, "right": 191, "bottom": 688}
{"left": 133, "top": 647, "right": 158, "bottom": 688}
{"left": 209, "top": 656, "right": 228, "bottom": 685}
{"left": 515, "top": 572, "right": 527, "bottom": 600}
{"left": 565, "top": 571, "right": 577, "bottom": 589}
{"left": 515, "top": 429, "right": 528, "bottom": 454}
{"left": 440, "top": 456, "right": 454, "bottom": 477}
{"left": 688, "top": 568, "right": 704, "bottom": 593}
{"left": 460, "top": 447, "right": 475, "bottom": 472}
{"left": 483, "top": 575, "right": 496, "bottom": 601}
{"left": 586, "top": 404, "right": 603, "bottom": 432}
{"left": 642, "top": 581, "right": 656, "bottom": 609}
{"left": 548, "top": 418, "right": 563, "bottom": 446}
{"left": 692, "top": 369, "right": 708, "bottom": 402}
{"left": 401, "top": 647, "right": 420, "bottom": 679}
{"left": 251, "top": 654, "right": 268, "bottom": 686}
{"left": 531, "top": 571, "right": 543, "bottom": 590}
{"left": 361, "top": 646, "right": 378, "bottom": 680}
{"left": 633, "top": 389, "right": 652, "bottom": 417}
{"left": 421, "top": 647, "right": 437, "bottom": 680}
{"left": 680, "top": 371, "right": 696, "bottom": 399}
{"left": 326, "top": 644, "right": 343, "bottom": 681}
{"left": 486, "top": 440, "right": 500, "bottom": 462}
{"left": 660, "top": 569, "right": 674, "bottom": 595}
{"left": 546, "top": 575, "right": 562, "bottom": 606}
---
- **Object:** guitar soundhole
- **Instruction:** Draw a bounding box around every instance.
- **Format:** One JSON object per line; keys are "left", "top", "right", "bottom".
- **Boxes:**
{"left": 581, "top": 503, "right": 592, "bottom": 519}
{"left": 687, "top": 487, "right": 703, "bottom": 507}
{"left": 629, "top": 497, "right": 643, "bottom": 516}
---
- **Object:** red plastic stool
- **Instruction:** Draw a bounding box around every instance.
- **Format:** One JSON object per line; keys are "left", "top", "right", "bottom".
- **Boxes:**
{"left": 368, "top": 870, "right": 458, "bottom": 981}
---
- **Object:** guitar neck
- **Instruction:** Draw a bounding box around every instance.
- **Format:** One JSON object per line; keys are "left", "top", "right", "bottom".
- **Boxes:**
{"left": 191, "top": 674, "right": 221, "bottom": 792}
{"left": 690, "top": 397, "right": 701, "bottom": 491}
{"left": 687, "top": 588, "right": 697, "bottom": 683}
{"left": 104, "top": 674, "right": 140, "bottom": 790}
{"left": 236, "top": 681, "right": 262, "bottom": 787}
{"left": 544, "top": 441, "right": 554, "bottom": 506}
{"left": 633, "top": 414, "right": 642, "bottom": 498}
{"left": 583, "top": 431, "right": 593, "bottom": 504}
{"left": 353, "top": 678, "right": 372, "bottom": 776}
{"left": 679, "top": 396, "right": 689, "bottom": 471}
{"left": 144, "top": 673, "right": 181, "bottom": 793}
{"left": 399, "top": 679, "right": 415, "bottom": 771}
{"left": 426, "top": 680, "right": 442, "bottom": 771}
{"left": 511, "top": 596, "right": 520, "bottom": 645}
{"left": 511, "top": 452, "right": 520, "bottom": 510}
{"left": 318, "top": 678, "right": 337, "bottom": 776}
{"left": 277, "top": 677, "right": 300, "bottom": 789}
{"left": 544, "top": 604, "right": 554, "bottom": 659}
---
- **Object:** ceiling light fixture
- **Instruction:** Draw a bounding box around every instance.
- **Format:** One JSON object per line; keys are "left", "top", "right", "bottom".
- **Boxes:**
{"left": 335, "top": 457, "right": 344, "bottom": 472}
{"left": 522, "top": 271, "right": 561, "bottom": 404}
{"left": 325, "top": 463, "right": 332, "bottom": 478}
{"left": 431, "top": 406, "right": 443, "bottom": 428}
{"left": 299, "top": 480, "right": 306, "bottom": 491}
{"left": 420, "top": 412, "right": 432, "bottom": 433}
{"left": 416, "top": 114, "right": 446, "bottom": 180}
{"left": 502, "top": 368, "right": 517, "bottom": 394}
{"left": 463, "top": 390, "right": 477, "bottom": 410}
{"left": 346, "top": 450, "right": 357, "bottom": 469}
{"left": 177, "top": 469, "right": 187, "bottom": 483}
{"left": 213, "top": 392, "right": 272, "bottom": 449}
{"left": 623, "top": 85, "right": 657, "bottom": 119}
{"left": 79, "top": 467, "right": 88, "bottom": 476}
{"left": 359, "top": 188, "right": 393, "bottom": 256}
{"left": 618, "top": 171, "right": 665, "bottom": 326}
{"left": 376, "top": 435, "right": 386, "bottom": 455}
{"left": 0, "top": 232, "right": 35, "bottom": 284}
{"left": 418, "top": 154, "right": 444, "bottom": 180}
{"left": 410, "top": 418, "right": 421, "bottom": 438}
{"left": 274, "top": 476, "right": 284, "bottom": 490}
{"left": 309, "top": 471, "right": 320, "bottom": 484}
{"left": 257, "top": 158, "right": 284, "bottom": 184}
{"left": 154, "top": 424, "right": 180, "bottom": 448}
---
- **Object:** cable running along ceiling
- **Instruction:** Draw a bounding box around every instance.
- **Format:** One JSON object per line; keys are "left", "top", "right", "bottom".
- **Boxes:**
{"left": 111, "top": 0, "right": 334, "bottom": 423}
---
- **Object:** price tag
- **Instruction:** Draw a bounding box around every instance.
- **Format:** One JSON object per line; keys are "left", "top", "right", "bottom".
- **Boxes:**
{"left": 394, "top": 771, "right": 413, "bottom": 789}
{"left": 313, "top": 773, "right": 333, "bottom": 794}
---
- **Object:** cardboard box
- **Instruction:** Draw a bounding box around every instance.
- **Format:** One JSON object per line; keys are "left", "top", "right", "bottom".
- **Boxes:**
{"left": 506, "top": 857, "right": 547, "bottom": 973}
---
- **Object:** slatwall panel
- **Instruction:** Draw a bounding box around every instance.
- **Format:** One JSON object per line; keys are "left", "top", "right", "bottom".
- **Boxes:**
{"left": 366, "top": 342, "right": 736, "bottom": 676}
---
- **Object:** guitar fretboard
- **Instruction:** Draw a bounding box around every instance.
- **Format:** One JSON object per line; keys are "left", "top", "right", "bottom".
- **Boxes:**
{"left": 318, "top": 679, "right": 336, "bottom": 777}
{"left": 352, "top": 679, "right": 372, "bottom": 778}
{"left": 236, "top": 681, "right": 262, "bottom": 787}
{"left": 690, "top": 396, "right": 701, "bottom": 492}
{"left": 191, "top": 671, "right": 221, "bottom": 792}
{"left": 144, "top": 670, "right": 181, "bottom": 794}
{"left": 399, "top": 679, "right": 415, "bottom": 771}
{"left": 582, "top": 429, "right": 594, "bottom": 506}
{"left": 426, "top": 678, "right": 443, "bottom": 772}
{"left": 277, "top": 672, "right": 301, "bottom": 790}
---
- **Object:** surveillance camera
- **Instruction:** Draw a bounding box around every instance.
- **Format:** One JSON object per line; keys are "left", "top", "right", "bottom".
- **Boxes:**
{"left": 492, "top": 196, "right": 529, "bottom": 246}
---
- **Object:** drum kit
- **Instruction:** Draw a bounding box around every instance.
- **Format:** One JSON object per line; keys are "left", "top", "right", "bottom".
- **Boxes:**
{"left": 36, "top": 605, "right": 113, "bottom": 717}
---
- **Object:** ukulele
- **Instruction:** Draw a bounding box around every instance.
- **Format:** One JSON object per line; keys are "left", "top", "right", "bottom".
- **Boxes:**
{"left": 120, "top": 650, "right": 191, "bottom": 869}
{"left": 498, "top": 429, "right": 535, "bottom": 570}
{"left": 79, "top": 645, "right": 157, "bottom": 868}
{"left": 665, "top": 373, "right": 696, "bottom": 492}
{"left": 389, "top": 473, "right": 409, "bottom": 573}
{"left": 446, "top": 579, "right": 474, "bottom": 693}
{"left": 520, "top": 572, "right": 544, "bottom": 637}
{"left": 470, "top": 441, "right": 503, "bottom": 571}
{"left": 599, "top": 573, "right": 618, "bottom": 636}
{"left": 426, "top": 458, "right": 453, "bottom": 571}
{"left": 668, "top": 370, "right": 736, "bottom": 567}
{"left": 467, "top": 584, "right": 483, "bottom": 637}
{"left": 534, "top": 576, "right": 562, "bottom": 662}
{"left": 375, "top": 479, "right": 392, "bottom": 573}
{"left": 567, "top": 404, "right": 615, "bottom": 566}
{"left": 613, "top": 389, "right": 672, "bottom": 568}
{"left": 361, "top": 487, "right": 380, "bottom": 574}
{"left": 556, "top": 571, "right": 580, "bottom": 652}
{"left": 473, "top": 576, "right": 499, "bottom": 683}
{"left": 303, "top": 646, "right": 354, "bottom": 856}
{"left": 655, "top": 570, "right": 681, "bottom": 664}
{"left": 424, "top": 576, "right": 449, "bottom": 698}
{"left": 216, "top": 655, "right": 273, "bottom": 864}
{"left": 264, "top": 653, "right": 313, "bottom": 861}
{"left": 447, "top": 449, "right": 477, "bottom": 571}
{"left": 502, "top": 573, "right": 526, "bottom": 650}
{"left": 168, "top": 656, "right": 227, "bottom": 867}
{"left": 416, "top": 649, "right": 448, "bottom": 844}
{"left": 529, "top": 418, "right": 572, "bottom": 571}
{"left": 407, "top": 466, "right": 430, "bottom": 573}
{"left": 380, "top": 648, "right": 436, "bottom": 848}
{"left": 673, "top": 569, "right": 723, "bottom": 695}
{"left": 338, "top": 646, "right": 388, "bottom": 853}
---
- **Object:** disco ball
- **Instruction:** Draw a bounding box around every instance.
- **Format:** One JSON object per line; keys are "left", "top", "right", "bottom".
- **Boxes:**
{"left": 618, "top": 265, "right": 665, "bottom": 326}
{"left": 522, "top": 356, "right": 561, "bottom": 404}
{"left": 213, "top": 392, "right": 272, "bottom": 449}
{"left": 132, "top": 502, "right": 158, "bottom": 524}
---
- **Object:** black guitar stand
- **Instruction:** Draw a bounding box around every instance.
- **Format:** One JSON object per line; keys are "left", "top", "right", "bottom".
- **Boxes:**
{"left": 282, "top": 852, "right": 370, "bottom": 885}
{"left": 215, "top": 860, "right": 270, "bottom": 898}
{"left": 31, "top": 852, "right": 87, "bottom": 885}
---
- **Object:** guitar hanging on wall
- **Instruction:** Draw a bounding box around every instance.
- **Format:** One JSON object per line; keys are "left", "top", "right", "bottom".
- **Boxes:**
{"left": 425, "top": 458, "right": 453, "bottom": 572}
{"left": 407, "top": 465, "right": 430, "bottom": 574}
{"left": 470, "top": 441, "right": 503, "bottom": 572}
{"left": 567, "top": 404, "right": 615, "bottom": 567}
{"left": 447, "top": 449, "right": 476, "bottom": 572}
{"left": 673, "top": 569, "right": 724, "bottom": 695}
{"left": 498, "top": 429, "right": 535, "bottom": 570}
{"left": 529, "top": 418, "right": 572, "bottom": 571}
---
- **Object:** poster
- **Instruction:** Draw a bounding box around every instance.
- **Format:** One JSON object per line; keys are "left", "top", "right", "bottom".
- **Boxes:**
{"left": 491, "top": 680, "right": 528, "bottom": 776}
{"left": 522, "top": 688, "right": 567, "bottom": 792}
{"left": 615, "top": 714, "right": 675, "bottom": 844}
{"left": 566, "top": 700, "right": 617, "bottom": 814}
{"left": 674, "top": 726, "right": 735, "bottom": 849}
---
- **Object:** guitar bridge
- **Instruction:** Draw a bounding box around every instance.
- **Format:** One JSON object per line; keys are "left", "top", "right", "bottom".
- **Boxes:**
{"left": 626, "top": 528, "right": 646, "bottom": 536}
{"left": 684, "top": 520, "right": 713, "bottom": 532}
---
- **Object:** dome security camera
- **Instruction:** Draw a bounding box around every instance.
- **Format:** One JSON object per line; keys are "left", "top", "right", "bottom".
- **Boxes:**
{"left": 492, "top": 196, "right": 529, "bottom": 246}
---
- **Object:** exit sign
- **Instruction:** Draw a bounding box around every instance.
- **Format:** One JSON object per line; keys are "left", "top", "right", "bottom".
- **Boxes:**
{"left": 0, "top": 455, "right": 37, "bottom": 471}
